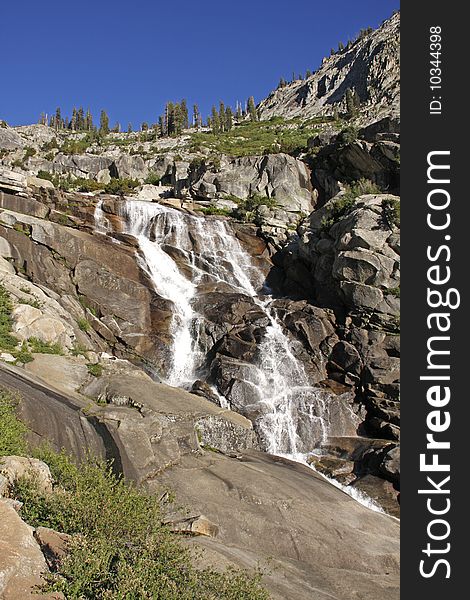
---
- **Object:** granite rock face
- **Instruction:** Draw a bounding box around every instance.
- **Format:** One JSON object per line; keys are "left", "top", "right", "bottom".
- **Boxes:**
{"left": 257, "top": 12, "right": 400, "bottom": 124}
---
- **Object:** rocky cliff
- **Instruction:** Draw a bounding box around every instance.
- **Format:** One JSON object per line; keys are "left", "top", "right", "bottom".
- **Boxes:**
{"left": 257, "top": 12, "right": 400, "bottom": 124}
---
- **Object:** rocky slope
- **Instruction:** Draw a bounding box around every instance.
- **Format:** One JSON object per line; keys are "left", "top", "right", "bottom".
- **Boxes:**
{"left": 257, "top": 12, "right": 400, "bottom": 124}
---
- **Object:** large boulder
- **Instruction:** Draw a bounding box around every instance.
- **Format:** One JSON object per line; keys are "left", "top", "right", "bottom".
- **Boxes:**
{"left": 0, "top": 500, "right": 60, "bottom": 599}
{"left": 189, "top": 154, "right": 314, "bottom": 213}
{"left": 0, "top": 128, "right": 24, "bottom": 150}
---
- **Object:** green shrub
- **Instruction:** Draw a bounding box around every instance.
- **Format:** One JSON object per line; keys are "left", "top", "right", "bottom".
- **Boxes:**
{"left": 28, "top": 337, "right": 63, "bottom": 355}
{"left": 11, "top": 159, "right": 24, "bottom": 169}
{"left": 87, "top": 363, "right": 103, "bottom": 377}
{"left": 70, "top": 343, "right": 89, "bottom": 357}
{"left": 18, "top": 298, "right": 42, "bottom": 309}
{"left": 14, "top": 450, "right": 270, "bottom": 599}
{"left": 104, "top": 178, "right": 139, "bottom": 195}
{"left": 0, "top": 388, "right": 28, "bottom": 456}
{"left": 144, "top": 171, "right": 161, "bottom": 185}
{"left": 0, "top": 285, "right": 18, "bottom": 350}
{"left": 320, "top": 179, "right": 381, "bottom": 230}
{"left": 60, "top": 138, "right": 91, "bottom": 155}
{"left": 232, "top": 194, "right": 277, "bottom": 222}
{"left": 37, "top": 170, "right": 54, "bottom": 181}
{"left": 77, "top": 317, "right": 90, "bottom": 332}
{"left": 382, "top": 197, "right": 400, "bottom": 228}
{"left": 24, "top": 147, "right": 37, "bottom": 160}
{"left": 337, "top": 126, "right": 358, "bottom": 145}
{"left": 12, "top": 341, "right": 34, "bottom": 364}
{"left": 77, "top": 178, "right": 104, "bottom": 193}
{"left": 200, "top": 205, "right": 232, "bottom": 217}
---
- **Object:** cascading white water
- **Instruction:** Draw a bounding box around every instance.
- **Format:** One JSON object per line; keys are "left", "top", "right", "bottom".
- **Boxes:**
{"left": 98, "top": 199, "right": 386, "bottom": 513}
{"left": 120, "top": 201, "right": 201, "bottom": 386}
{"left": 94, "top": 200, "right": 111, "bottom": 233}
{"left": 117, "top": 200, "right": 329, "bottom": 457}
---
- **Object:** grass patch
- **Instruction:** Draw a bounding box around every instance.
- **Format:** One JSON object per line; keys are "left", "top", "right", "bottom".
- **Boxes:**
{"left": 0, "top": 388, "right": 28, "bottom": 456}
{"left": 200, "top": 205, "right": 232, "bottom": 217}
{"left": 70, "top": 343, "right": 89, "bottom": 357}
{"left": 189, "top": 118, "right": 325, "bottom": 157}
{"left": 87, "top": 363, "right": 103, "bottom": 377}
{"left": 144, "top": 171, "right": 161, "bottom": 185}
{"left": 0, "top": 285, "right": 18, "bottom": 351}
{"left": 28, "top": 337, "right": 63, "bottom": 355}
{"left": 18, "top": 298, "right": 42, "bottom": 309}
{"left": 77, "top": 317, "right": 90, "bottom": 332}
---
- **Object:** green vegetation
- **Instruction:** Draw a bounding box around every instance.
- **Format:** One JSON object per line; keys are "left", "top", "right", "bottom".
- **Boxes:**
{"left": 60, "top": 136, "right": 91, "bottom": 155}
{"left": 382, "top": 197, "right": 400, "bottom": 228}
{"left": 321, "top": 179, "right": 381, "bottom": 230}
{"left": 18, "top": 297, "right": 42, "bottom": 309}
{"left": 232, "top": 194, "right": 277, "bottom": 222}
{"left": 24, "top": 146, "right": 37, "bottom": 160}
{"left": 14, "top": 342, "right": 34, "bottom": 364}
{"left": 337, "top": 125, "right": 358, "bottom": 145}
{"left": 389, "top": 287, "right": 400, "bottom": 298}
{"left": 0, "top": 388, "right": 28, "bottom": 456}
{"left": 77, "top": 317, "right": 90, "bottom": 332}
{"left": 86, "top": 363, "right": 103, "bottom": 377}
{"left": 2, "top": 397, "right": 270, "bottom": 599}
{"left": 70, "top": 343, "right": 89, "bottom": 357}
{"left": 28, "top": 337, "right": 63, "bottom": 355}
{"left": 190, "top": 117, "right": 329, "bottom": 158}
{"left": 0, "top": 284, "right": 18, "bottom": 351}
{"left": 200, "top": 205, "right": 232, "bottom": 217}
{"left": 144, "top": 171, "right": 161, "bottom": 185}
{"left": 37, "top": 171, "right": 139, "bottom": 195}
{"left": 13, "top": 448, "right": 269, "bottom": 599}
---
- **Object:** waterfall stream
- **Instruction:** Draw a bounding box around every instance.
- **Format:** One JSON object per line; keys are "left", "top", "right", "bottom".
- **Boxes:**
{"left": 116, "top": 200, "right": 331, "bottom": 457}
{"left": 93, "top": 199, "right": 384, "bottom": 513}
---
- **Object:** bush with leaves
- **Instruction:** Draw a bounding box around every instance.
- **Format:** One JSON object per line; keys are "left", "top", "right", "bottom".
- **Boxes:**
{"left": 321, "top": 179, "right": 381, "bottom": 230}
{"left": 0, "top": 388, "right": 28, "bottom": 456}
{"left": 14, "top": 448, "right": 270, "bottom": 600}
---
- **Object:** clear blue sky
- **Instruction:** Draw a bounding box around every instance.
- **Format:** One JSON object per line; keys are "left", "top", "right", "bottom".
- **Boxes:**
{"left": 2, "top": 0, "right": 399, "bottom": 128}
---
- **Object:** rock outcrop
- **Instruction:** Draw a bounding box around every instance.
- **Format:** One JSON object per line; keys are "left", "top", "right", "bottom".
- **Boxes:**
{"left": 257, "top": 12, "right": 400, "bottom": 124}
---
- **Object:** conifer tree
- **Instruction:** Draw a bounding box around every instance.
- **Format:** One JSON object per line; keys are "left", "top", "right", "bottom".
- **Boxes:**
{"left": 180, "top": 99, "right": 189, "bottom": 130}
{"left": 345, "top": 89, "right": 357, "bottom": 118}
{"left": 219, "top": 101, "right": 226, "bottom": 132}
{"left": 225, "top": 106, "right": 233, "bottom": 131}
{"left": 127, "top": 123, "right": 133, "bottom": 133}
{"left": 306, "top": 69, "right": 312, "bottom": 78}
{"left": 55, "top": 107, "right": 63, "bottom": 130}
{"left": 85, "top": 109, "right": 93, "bottom": 131}
{"left": 193, "top": 104, "right": 200, "bottom": 129}
{"left": 247, "top": 96, "right": 257, "bottom": 122}
{"left": 77, "top": 107, "right": 85, "bottom": 130}
{"left": 211, "top": 105, "right": 220, "bottom": 134}
{"left": 235, "top": 102, "right": 242, "bottom": 121}
{"left": 99, "top": 110, "right": 109, "bottom": 134}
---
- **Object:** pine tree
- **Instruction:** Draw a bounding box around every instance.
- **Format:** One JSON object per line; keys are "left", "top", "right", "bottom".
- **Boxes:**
{"left": 193, "top": 104, "right": 200, "bottom": 129}
{"left": 127, "top": 123, "right": 133, "bottom": 133}
{"left": 338, "top": 41, "right": 345, "bottom": 51}
{"left": 70, "top": 108, "right": 77, "bottom": 130}
{"left": 247, "top": 96, "right": 257, "bottom": 122}
{"left": 85, "top": 109, "right": 93, "bottom": 131}
{"left": 55, "top": 107, "right": 62, "bottom": 130}
{"left": 211, "top": 106, "right": 220, "bottom": 134}
{"left": 180, "top": 99, "right": 189, "bottom": 130}
{"left": 235, "top": 102, "right": 242, "bottom": 121}
{"left": 99, "top": 110, "right": 109, "bottom": 134}
{"left": 225, "top": 107, "right": 233, "bottom": 131}
{"left": 306, "top": 70, "right": 312, "bottom": 78}
{"left": 38, "top": 112, "right": 47, "bottom": 125}
{"left": 77, "top": 107, "right": 85, "bottom": 130}
{"left": 219, "top": 101, "right": 226, "bottom": 132}
{"left": 345, "top": 89, "right": 357, "bottom": 118}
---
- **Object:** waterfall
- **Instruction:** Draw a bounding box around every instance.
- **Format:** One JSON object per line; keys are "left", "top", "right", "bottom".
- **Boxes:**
{"left": 94, "top": 200, "right": 111, "bottom": 233}
{"left": 116, "top": 200, "right": 331, "bottom": 457}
